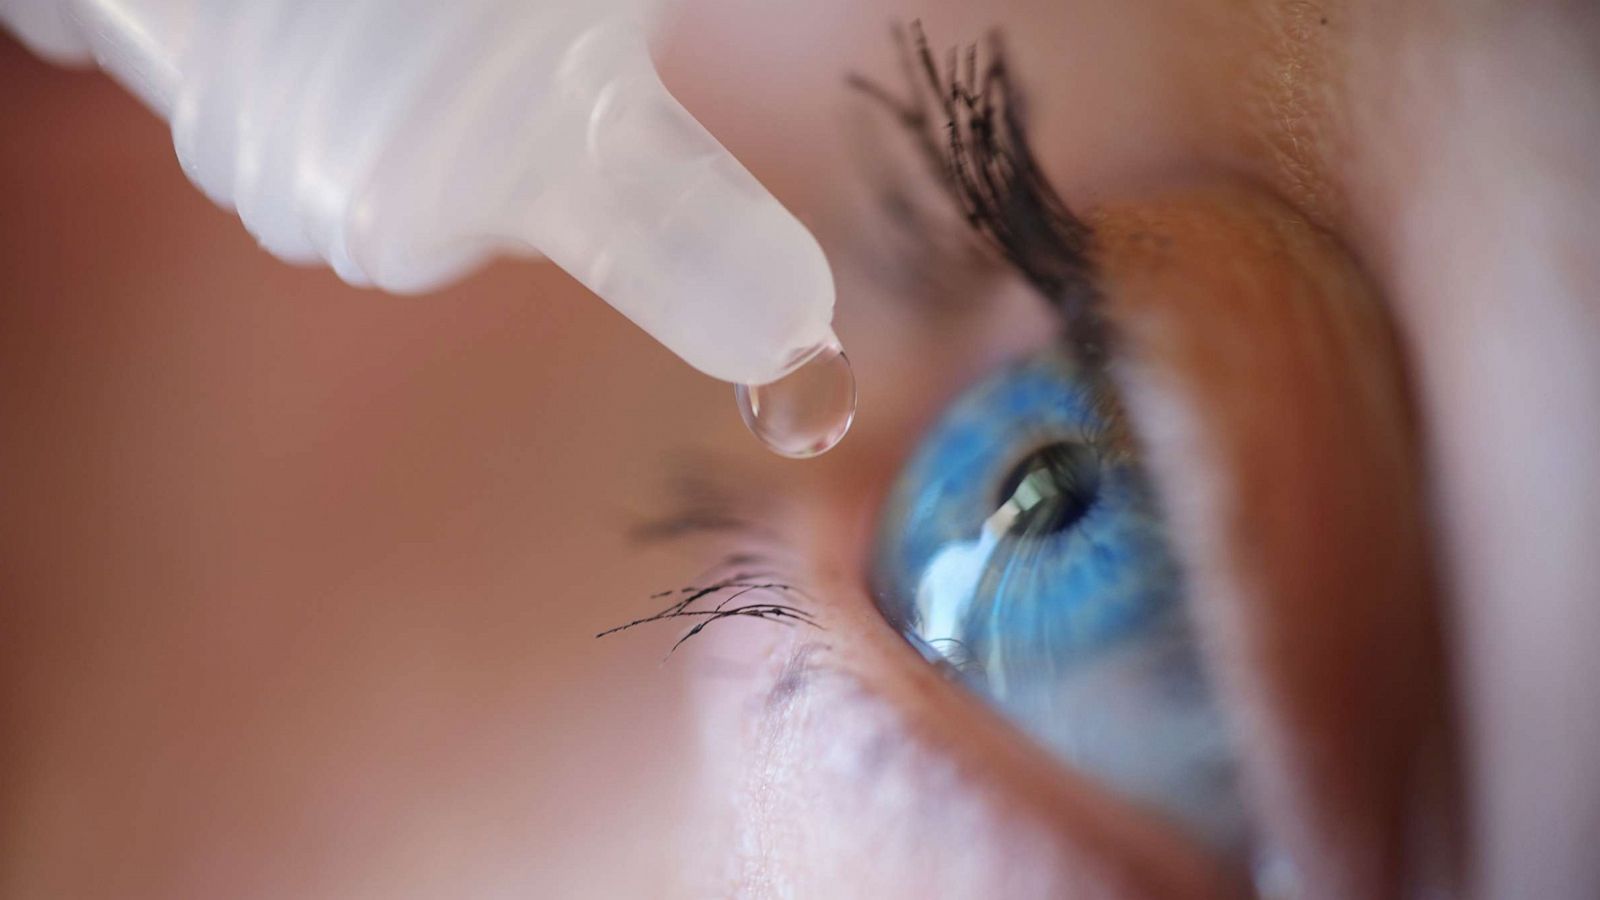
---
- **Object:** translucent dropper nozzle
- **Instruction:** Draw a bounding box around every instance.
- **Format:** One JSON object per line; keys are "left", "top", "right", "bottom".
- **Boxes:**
{"left": 0, "top": 2, "right": 856, "bottom": 454}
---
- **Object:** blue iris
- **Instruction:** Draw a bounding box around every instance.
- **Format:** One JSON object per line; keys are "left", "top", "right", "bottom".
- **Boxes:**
{"left": 870, "top": 345, "right": 1244, "bottom": 851}
{"left": 871, "top": 345, "right": 1180, "bottom": 674}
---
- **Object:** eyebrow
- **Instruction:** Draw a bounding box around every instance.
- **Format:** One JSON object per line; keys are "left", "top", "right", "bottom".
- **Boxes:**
{"left": 626, "top": 462, "right": 779, "bottom": 547}
{"left": 628, "top": 509, "right": 764, "bottom": 545}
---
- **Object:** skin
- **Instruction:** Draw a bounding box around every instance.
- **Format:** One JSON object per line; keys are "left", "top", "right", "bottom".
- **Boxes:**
{"left": 2, "top": 0, "right": 1596, "bottom": 897}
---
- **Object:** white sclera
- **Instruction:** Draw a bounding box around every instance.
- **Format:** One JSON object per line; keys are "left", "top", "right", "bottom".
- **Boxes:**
{"left": 735, "top": 340, "right": 856, "bottom": 459}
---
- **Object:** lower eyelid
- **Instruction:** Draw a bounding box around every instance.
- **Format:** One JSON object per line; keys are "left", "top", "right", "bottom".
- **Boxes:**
{"left": 685, "top": 570, "right": 1247, "bottom": 899}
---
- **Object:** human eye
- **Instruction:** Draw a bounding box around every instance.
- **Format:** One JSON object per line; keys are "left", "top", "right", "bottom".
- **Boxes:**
{"left": 796, "top": 22, "right": 1457, "bottom": 896}
{"left": 612, "top": 22, "right": 1454, "bottom": 899}
{"left": 870, "top": 341, "right": 1244, "bottom": 852}
{"left": 855, "top": 23, "right": 1247, "bottom": 862}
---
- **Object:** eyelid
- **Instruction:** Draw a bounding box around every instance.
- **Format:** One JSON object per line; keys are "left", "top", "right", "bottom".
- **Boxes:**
{"left": 1095, "top": 183, "right": 1457, "bottom": 897}
{"left": 687, "top": 571, "right": 1248, "bottom": 899}
{"left": 634, "top": 461, "right": 1246, "bottom": 895}
{"left": 650, "top": 35, "right": 1450, "bottom": 890}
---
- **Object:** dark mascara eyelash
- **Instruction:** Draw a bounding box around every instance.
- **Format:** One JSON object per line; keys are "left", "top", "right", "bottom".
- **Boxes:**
{"left": 850, "top": 22, "right": 1108, "bottom": 367}
{"left": 617, "top": 462, "right": 822, "bottom": 655}
{"left": 597, "top": 553, "right": 822, "bottom": 658}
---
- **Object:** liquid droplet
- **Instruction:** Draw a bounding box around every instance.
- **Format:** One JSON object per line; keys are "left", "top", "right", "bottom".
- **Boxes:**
{"left": 736, "top": 339, "right": 857, "bottom": 458}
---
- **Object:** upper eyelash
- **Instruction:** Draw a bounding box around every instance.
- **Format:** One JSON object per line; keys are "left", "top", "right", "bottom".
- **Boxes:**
{"left": 849, "top": 22, "right": 1107, "bottom": 367}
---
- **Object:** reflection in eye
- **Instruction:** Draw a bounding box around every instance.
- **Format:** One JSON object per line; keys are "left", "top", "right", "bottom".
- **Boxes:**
{"left": 871, "top": 345, "right": 1246, "bottom": 852}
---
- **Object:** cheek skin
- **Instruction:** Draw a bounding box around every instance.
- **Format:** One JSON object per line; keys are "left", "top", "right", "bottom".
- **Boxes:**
{"left": 1097, "top": 184, "right": 1456, "bottom": 900}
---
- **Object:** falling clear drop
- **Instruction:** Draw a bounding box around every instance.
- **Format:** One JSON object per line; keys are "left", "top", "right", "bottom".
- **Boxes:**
{"left": 736, "top": 339, "right": 857, "bottom": 458}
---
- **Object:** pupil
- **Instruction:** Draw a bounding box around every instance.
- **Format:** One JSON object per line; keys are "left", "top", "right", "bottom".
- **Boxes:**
{"left": 995, "top": 442, "right": 1101, "bottom": 536}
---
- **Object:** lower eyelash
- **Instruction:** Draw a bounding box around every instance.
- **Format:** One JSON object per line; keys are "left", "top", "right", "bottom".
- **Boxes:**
{"left": 597, "top": 553, "right": 824, "bottom": 658}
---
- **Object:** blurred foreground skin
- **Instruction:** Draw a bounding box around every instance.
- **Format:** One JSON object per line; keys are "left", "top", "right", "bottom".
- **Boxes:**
{"left": 2, "top": 1, "right": 1598, "bottom": 899}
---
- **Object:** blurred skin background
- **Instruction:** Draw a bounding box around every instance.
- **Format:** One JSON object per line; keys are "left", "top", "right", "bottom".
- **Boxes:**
{"left": 2, "top": 1, "right": 1597, "bottom": 898}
